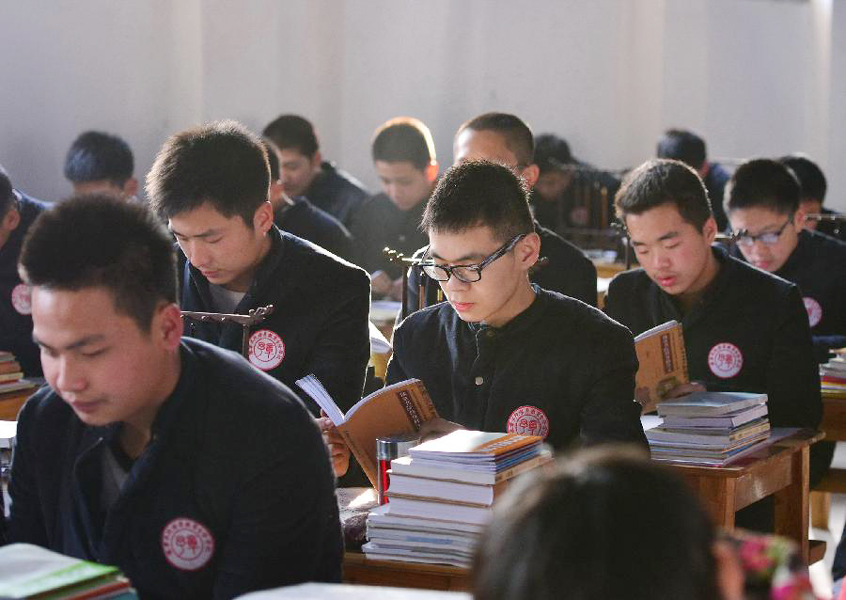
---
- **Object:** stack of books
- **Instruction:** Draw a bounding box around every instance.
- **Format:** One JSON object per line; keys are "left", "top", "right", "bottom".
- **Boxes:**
{"left": 0, "top": 351, "right": 37, "bottom": 398}
{"left": 362, "top": 430, "right": 551, "bottom": 567}
{"left": 646, "top": 391, "right": 771, "bottom": 466}
{"left": 820, "top": 348, "right": 846, "bottom": 400}
{"left": 0, "top": 544, "right": 138, "bottom": 599}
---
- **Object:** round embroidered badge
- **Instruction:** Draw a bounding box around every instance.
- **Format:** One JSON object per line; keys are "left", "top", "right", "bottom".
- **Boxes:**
{"left": 248, "top": 329, "right": 285, "bottom": 371}
{"left": 11, "top": 284, "right": 32, "bottom": 315}
{"left": 707, "top": 343, "right": 743, "bottom": 379}
{"left": 803, "top": 297, "right": 822, "bottom": 328}
{"left": 161, "top": 518, "right": 215, "bottom": 571}
{"left": 506, "top": 405, "right": 550, "bottom": 438}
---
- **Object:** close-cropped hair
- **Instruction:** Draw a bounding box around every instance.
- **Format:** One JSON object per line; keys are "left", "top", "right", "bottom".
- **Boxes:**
{"left": 146, "top": 120, "right": 270, "bottom": 226}
{"left": 779, "top": 154, "right": 827, "bottom": 203}
{"left": 64, "top": 130, "right": 135, "bottom": 186}
{"left": 262, "top": 114, "right": 319, "bottom": 157}
{"left": 0, "top": 164, "right": 16, "bottom": 216}
{"left": 724, "top": 158, "right": 801, "bottom": 216}
{"left": 457, "top": 112, "right": 534, "bottom": 168}
{"left": 420, "top": 160, "right": 533, "bottom": 243}
{"left": 371, "top": 117, "right": 436, "bottom": 170}
{"left": 615, "top": 159, "right": 713, "bottom": 231}
{"left": 19, "top": 194, "right": 177, "bottom": 333}
{"left": 656, "top": 129, "right": 707, "bottom": 170}
{"left": 534, "top": 134, "right": 573, "bottom": 174}
{"left": 263, "top": 139, "right": 281, "bottom": 181}
{"left": 473, "top": 447, "right": 720, "bottom": 600}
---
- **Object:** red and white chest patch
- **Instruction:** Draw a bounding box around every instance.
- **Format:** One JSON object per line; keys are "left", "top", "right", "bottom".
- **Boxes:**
{"left": 707, "top": 343, "right": 743, "bottom": 379}
{"left": 161, "top": 518, "right": 215, "bottom": 571}
{"left": 248, "top": 329, "right": 285, "bottom": 371}
{"left": 803, "top": 297, "right": 823, "bottom": 328}
{"left": 11, "top": 284, "right": 31, "bottom": 315}
{"left": 506, "top": 405, "right": 550, "bottom": 439}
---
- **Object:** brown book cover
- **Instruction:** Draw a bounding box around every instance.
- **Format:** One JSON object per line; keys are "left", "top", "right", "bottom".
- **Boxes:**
{"left": 296, "top": 375, "right": 438, "bottom": 488}
{"left": 0, "top": 361, "right": 21, "bottom": 375}
{"left": 634, "top": 320, "right": 689, "bottom": 414}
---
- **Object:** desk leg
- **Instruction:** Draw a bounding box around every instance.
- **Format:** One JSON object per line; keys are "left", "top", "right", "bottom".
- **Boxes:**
{"left": 774, "top": 445, "right": 810, "bottom": 563}
{"left": 681, "top": 475, "right": 737, "bottom": 529}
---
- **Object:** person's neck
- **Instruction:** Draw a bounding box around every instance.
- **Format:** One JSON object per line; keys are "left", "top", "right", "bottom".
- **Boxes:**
{"left": 483, "top": 282, "right": 536, "bottom": 329}
{"left": 675, "top": 251, "right": 720, "bottom": 315}
{"left": 223, "top": 234, "right": 273, "bottom": 293}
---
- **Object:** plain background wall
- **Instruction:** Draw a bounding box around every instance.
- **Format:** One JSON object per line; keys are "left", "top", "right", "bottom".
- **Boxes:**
{"left": 0, "top": 0, "right": 843, "bottom": 212}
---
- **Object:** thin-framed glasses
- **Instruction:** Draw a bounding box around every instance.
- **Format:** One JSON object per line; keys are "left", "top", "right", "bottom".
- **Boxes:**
{"left": 419, "top": 233, "right": 528, "bottom": 283}
{"left": 733, "top": 218, "right": 793, "bottom": 247}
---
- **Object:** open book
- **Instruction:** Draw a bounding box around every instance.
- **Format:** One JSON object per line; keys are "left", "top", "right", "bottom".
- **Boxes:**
{"left": 634, "top": 320, "right": 689, "bottom": 414}
{"left": 296, "top": 376, "right": 438, "bottom": 488}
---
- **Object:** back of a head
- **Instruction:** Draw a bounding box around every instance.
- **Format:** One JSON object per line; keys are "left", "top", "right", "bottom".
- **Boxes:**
{"left": 263, "top": 139, "right": 281, "bottom": 181}
{"left": 19, "top": 194, "right": 177, "bottom": 332}
{"left": 656, "top": 129, "right": 707, "bottom": 171}
{"left": 371, "top": 117, "right": 436, "bottom": 170}
{"left": 421, "top": 160, "right": 533, "bottom": 243}
{"left": 262, "top": 114, "right": 319, "bottom": 157}
{"left": 725, "top": 158, "right": 800, "bottom": 217}
{"left": 616, "top": 159, "right": 713, "bottom": 230}
{"left": 146, "top": 120, "right": 270, "bottom": 225}
{"left": 474, "top": 447, "right": 720, "bottom": 600}
{"left": 64, "top": 130, "right": 135, "bottom": 186}
{"left": 0, "top": 164, "right": 15, "bottom": 216}
{"left": 457, "top": 113, "right": 535, "bottom": 167}
{"left": 534, "top": 134, "right": 573, "bottom": 174}
{"left": 778, "top": 154, "right": 826, "bottom": 204}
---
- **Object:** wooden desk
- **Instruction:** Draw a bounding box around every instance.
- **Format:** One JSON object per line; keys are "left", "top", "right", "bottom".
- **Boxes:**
{"left": 343, "top": 553, "right": 470, "bottom": 591}
{"left": 809, "top": 396, "right": 846, "bottom": 528}
{"left": 668, "top": 429, "right": 823, "bottom": 564}
{"left": 0, "top": 387, "right": 35, "bottom": 421}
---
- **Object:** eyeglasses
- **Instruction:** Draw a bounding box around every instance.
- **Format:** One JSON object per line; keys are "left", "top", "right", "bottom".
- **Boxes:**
{"left": 733, "top": 218, "right": 793, "bottom": 247}
{"left": 419, "top": 233, "right": 528, "bottom": 283}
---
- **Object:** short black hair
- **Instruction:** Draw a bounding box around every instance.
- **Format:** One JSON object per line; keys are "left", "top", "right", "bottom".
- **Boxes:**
{"left": 371, "top": 117, "right": 436, "bottom": 171}
{"left": 421, "top": 160, "right": 533, "bottom": 243}
{"left": 474, "top": 447, "right": 720, "bottom": 600}
{"left": 146, "top": 120, "right": 270, "bottom": 226}
{"left": 656, "top": 129, "right": 707, "bottom": 170}
{"left": 779, "top": 154, "right": 827, "bottom": 203}
{"left": 263, "top": 139, "right": 281, "bottom": 181}
{"left": 64, "top": 131, "right": 135, "bottom": 187}
{"left": 457, "top": 113, "right": 534, "bottom": 167}
{"left": 615, "top": 159, "right": 713, "bottom": 231}
{"left": 724, "top": 158, "right": 801, "bottom": 216}
{"left": 0, "top": 164, "right": 16, "bottom": 216}
{"left": 534, "top": 134, "right": 573, "bottom": 174}
{"left": 19, "top": 194, "right": 177, "bottom": 332}
{"left": 262, "top": 114, "right": 319, "bottom": 157}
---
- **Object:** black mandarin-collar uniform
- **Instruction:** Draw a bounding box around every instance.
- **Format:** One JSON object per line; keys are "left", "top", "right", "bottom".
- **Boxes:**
{"left": 387, "top": 286, "right": 646, "bottom": 451}
{"left": 403, "top": 221, "right": 598, "bottom": 316}
{"left": 274, "top": 195, "right": 355, "bottom": 262}
{"left": 348, "top": 193, "right": 429, "bottom": 280}
{"left": 304, "top": 161, "right": 369, "bottom": 227}
{"left": 8, "top": 339, "right": 343, "bottom": 599}
{"left": 179, "top": 226, "right": 370, "bottom": 413}
{"left": 0, "top": 192, "right": 47, "bottom": 377}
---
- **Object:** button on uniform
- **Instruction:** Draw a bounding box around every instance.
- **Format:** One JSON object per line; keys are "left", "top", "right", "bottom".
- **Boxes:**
{"left": 475, "top": 376, "right": 484, "bottom": 386}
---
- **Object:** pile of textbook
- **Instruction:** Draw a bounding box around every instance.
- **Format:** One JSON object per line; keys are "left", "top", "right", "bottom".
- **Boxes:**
{"left": 646, "top": 391, "right": 771, "bottom": 466}
{"left": 0, "top": 544, "right": 138, "bottom": 599}
{"left": 0, "top": 352, "right": 36, "bottom": 399}
{"left": 820, "top": 348, "right": 846, "bottom": 401}
{"left": 362, "top": 430, "right": 551, "bottom": 567}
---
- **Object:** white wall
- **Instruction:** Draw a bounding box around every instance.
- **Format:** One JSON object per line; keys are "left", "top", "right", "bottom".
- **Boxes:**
{"left": 1, "top": 0, "right": 843, "bottom": 210}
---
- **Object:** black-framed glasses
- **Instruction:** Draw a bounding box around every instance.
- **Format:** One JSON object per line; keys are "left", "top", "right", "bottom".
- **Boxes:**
{"left": 733, "top": 218, "right": 793, "bottom": 247}
{"left": 419, "top": 233, "right": 528, "bottom": 283}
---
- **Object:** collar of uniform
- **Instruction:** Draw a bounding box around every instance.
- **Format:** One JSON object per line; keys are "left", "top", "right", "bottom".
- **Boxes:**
{"left": 774, "top": 229, "right": 810, "bottom": 279}
{"left": 655, "top": 245, "right": 733, "bottom": 323}
{"left": 466, "top": 285, "right": 546, "bottom": 342}
{"left": 147, "top": 340, "right": 198, "bottom": 439}
{"left": 246, "top": 225, "right": 286, "bottom": 297}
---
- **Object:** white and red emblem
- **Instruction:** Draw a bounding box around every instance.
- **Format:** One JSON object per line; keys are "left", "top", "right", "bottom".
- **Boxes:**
{"left": 707, "top": 342, "right": 743, "bottom": 379}
{"left": 11, "top": 284, "right": 32, "bottom": 315}
{"left": 161, "top": 518, "right": 215, "bottom": 571}
{"left": 803, "top": 297, "right": 823, "bottom": 328}
{"left": 506, "top": 405, "right": 550, "bottom": 438}
{"left": 248, "top": 329, "right": 285, "bottom": 371}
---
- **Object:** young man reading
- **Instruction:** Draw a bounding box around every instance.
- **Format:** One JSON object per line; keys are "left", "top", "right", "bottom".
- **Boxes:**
{"left": 350, "top": 117, "right": 438, "bottom": 300}
{"left": 603, "top": 159, "right": 823, "bottom": 486}
{"left": 404, "top": 112, "right": 597, "bottom": 314}
{"left": 8, "top": 195, "right": 342, "bottom": 598}
{"left": 146, "top": 120, "right": 370, "bottom": 413}
{"left": 64, "top": 131, "right": 139, "bottom": 201}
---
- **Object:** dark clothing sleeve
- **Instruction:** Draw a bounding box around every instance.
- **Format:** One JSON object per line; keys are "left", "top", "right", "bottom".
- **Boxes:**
{"left": 7, "top": 399, "right": 49, "bottom": 547}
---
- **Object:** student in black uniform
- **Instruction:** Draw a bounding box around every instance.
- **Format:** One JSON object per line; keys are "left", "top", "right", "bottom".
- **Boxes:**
{"left": 779, "top": 154, "right": 846, "bottom": 242}
{"left": 8, "top": 195, "right": 342, "bottom": 599}
{"left": 349, "top": 117, "right": 438, "bottom": 300}
{"left": 263, "top": 114, "right": 369, "bottom": 227}
{"left": 603, "top": 159, "right": 823, "bottom": 486}
{"left": 404, "top": 112, "right": 597, "bottom": 315}
{"left": 63, "top": 131, "right": 139, "bottom": 201}
{"left": 0, "top": 165, "right": 47, "bottom": 377}
{"left": 262, "top": 139, "right": 355, "bottom": 261}
{"left": 146, "top": 120, "right": 370, "bottom": 413}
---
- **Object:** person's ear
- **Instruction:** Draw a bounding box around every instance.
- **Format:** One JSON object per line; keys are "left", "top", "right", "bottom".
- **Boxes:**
{"left": 254, "top": 201, "right": 275, "bottom": 235}
{"left": 517, "top": 232, "right": 541, "bottom": 272}
{"left": 701, "top": 215, "right": 718, "bottom": 244}
{"left": 793, "top": 207, "right": 806, "bottom": 230}
{"left": 712, "top": 540, "right": 744, "bottom": 600}
{"left": 311, "top": 150, "right": 323, "bottom": 171}
{"left": 1, "top": 206, "right": 21, "bottom": 233}
{"left": 155, "top": 303, "right": 184, "bottom": 351}
{"left": 520, "top": 164, "right": 540, "bottom": 189}
{"left": 425, "top": 161, "right": 439, "bottom": 184}
{"left": 123, "top": 177, "right": 139, "bottom": 199}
